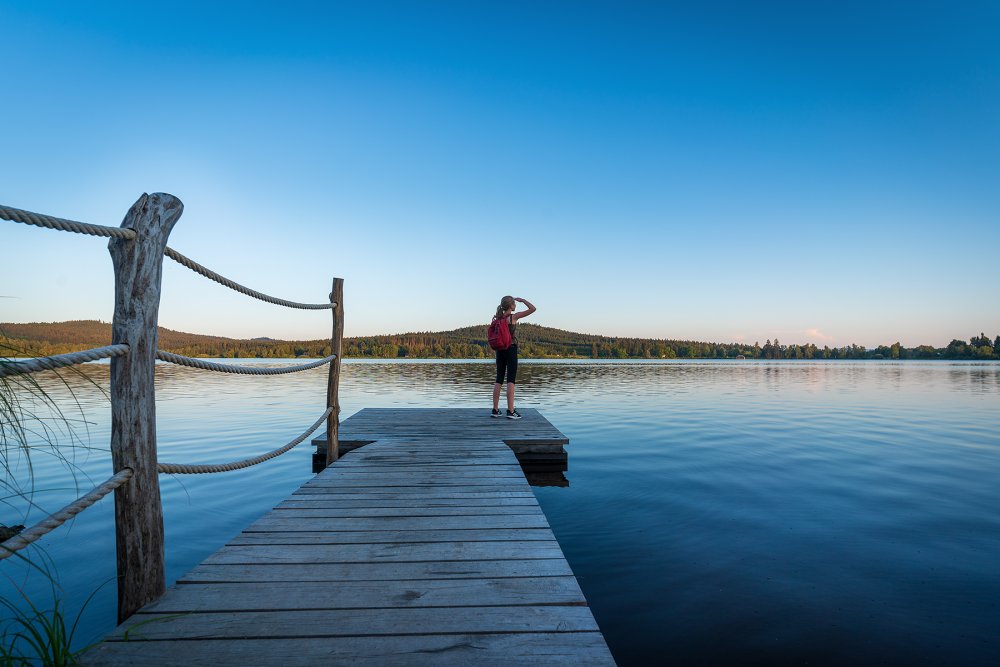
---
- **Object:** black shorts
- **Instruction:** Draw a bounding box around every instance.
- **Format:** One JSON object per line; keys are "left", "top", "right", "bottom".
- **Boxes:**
{"left": 495, "top": 344, "right": 518, "bottom": 384}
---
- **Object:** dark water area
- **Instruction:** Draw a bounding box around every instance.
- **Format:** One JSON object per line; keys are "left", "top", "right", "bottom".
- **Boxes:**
{"left": 2, "top": 360, "right": 999, "bottom": 665}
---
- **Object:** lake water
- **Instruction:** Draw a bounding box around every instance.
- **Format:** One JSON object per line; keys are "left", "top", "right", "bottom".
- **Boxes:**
{"left": 2, "top": 360, "right": 999, "bottom": 665}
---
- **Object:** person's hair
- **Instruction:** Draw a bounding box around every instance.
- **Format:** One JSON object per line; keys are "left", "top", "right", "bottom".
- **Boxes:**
{"left": 495, "top": 295, "right": 515, "bottom": 321}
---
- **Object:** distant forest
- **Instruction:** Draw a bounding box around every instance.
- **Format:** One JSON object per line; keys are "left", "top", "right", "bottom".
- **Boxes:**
{"left": 3, "top": 321, "right": 998, "bottom": 361}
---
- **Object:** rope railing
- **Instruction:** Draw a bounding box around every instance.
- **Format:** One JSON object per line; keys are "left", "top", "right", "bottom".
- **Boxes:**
{"left": 163, "top": 247, "right": 336, "bottom": 310}
{"left": 155, "top": 351, "right": 336, "bottom": 375}
{"left": 2, "top": 203, "right": 334, "bottom": 309}
{"left": 0, "top": 469, "right": 134, "bottom": 561}
{"left": 0, "top": 204, "right": 137, "bottom": 239}
{"left": 157, "top": 408, "right": 332, "bottom": 474}
{"left": 3, "top": 192, "right": 344, "bottom": 622}
{"left": 0, "top": 344, "right": 130, "bottom": 378}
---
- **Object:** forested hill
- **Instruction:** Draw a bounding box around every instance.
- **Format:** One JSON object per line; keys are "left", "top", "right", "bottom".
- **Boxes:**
{"left": 2, "top": 320, "right": 998, "bottom": 360}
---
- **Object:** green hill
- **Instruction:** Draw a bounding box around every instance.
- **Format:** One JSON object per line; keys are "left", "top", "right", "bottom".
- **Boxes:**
{"left": 1, "top": 320, "right": 997, "bottom": 360}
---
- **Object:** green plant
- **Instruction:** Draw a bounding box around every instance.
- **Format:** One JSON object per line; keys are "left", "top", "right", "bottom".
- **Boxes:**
{"left": 1, "top": 332, "right": 110, "bottom": 664}
{"left": 1, "top": 336, "right": 107, "bottom": 508}
{"left": 0, "top": 552, "right": 106, "bottom": 666}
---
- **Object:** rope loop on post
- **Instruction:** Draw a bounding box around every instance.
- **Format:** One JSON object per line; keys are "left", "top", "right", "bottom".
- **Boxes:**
{"left": 0, "top": 469, "right": 134, "bottom": 560}
{"left": 0, "top": 204, "right": 137, "bottom": 239}
{"left": 155, "top": 351, "right": 336, "bottom": 375}
{"left": 157, "top": 408, "right": 332, "bottom": 474}
{"left": 163, "top": 246, "right": 336, "bottom": 310}
{"left": 0, "top": 344, "right": 130, "bottom": 378}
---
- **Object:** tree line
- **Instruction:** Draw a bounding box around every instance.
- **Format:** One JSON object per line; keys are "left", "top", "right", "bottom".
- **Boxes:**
{"left": 2, "top": 320, "right": 999, "bottom": 361}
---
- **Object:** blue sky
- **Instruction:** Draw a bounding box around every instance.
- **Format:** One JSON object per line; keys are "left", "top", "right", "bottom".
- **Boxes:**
{"left": 2, "top": 2, "right": 997, "bottom": 347}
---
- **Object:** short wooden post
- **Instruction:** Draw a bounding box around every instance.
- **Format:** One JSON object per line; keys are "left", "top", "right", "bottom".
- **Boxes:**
{"left": 325, "top": 277, "right": 344, "bottom": 466}
{"left": 108, "top": 193, "right": 183, "bottom": 623}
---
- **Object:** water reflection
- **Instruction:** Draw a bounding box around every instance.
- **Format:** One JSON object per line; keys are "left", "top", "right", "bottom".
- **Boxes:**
{"left": 525, "top": 471, "right": 569, "bottom": 487}
{"left": 3, "top": 359, "right": 999, "bottom": 666}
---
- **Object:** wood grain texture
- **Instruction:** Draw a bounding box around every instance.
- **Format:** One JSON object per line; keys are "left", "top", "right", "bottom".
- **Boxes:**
{"left": 108, "top": 192, "right": 183, "bottom": 623}
{"left": 178, "top": 558, "right": 576, "bottom": 583}
{"left": 87, "top": 410, "right": 614, "bottom": 665}
{"left": 108, "top": 605, "right": 600, "bottom": 640}
{"left": 85, "top": 633, "right": 615, "bottom": 666}
{"left": 325, "top": 277, "right": 343, "bottom": 465}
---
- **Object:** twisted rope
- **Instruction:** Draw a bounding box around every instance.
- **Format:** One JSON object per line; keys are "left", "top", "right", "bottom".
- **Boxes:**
{"left": 163, "top": 247, "right": 335, "bottom": 310}
{"left": 0, "top": 469, "right": 133, "bottom": 560}
{"left": 0, "top": 344, "right": 130, "bottom": 378}
{"left": 158, "top": 408, "right": 332, "bottom": 474}
{"left": 155, "top": 351, "right": 335, "bottom": 375}
{"left": 0, "top": 204, "right": 136, "bottom": 239}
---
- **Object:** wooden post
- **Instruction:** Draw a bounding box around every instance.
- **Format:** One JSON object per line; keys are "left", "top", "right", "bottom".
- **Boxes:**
{"left": 325, "top": 277, "right": 344, "bottom": 466}
{"left": 108, "top": 193, "right": 182, "bottom": 623}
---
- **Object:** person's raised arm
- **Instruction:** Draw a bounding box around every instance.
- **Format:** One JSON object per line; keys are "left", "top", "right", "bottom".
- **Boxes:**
{"left": 512, "top": 297, "right": 536, "bottom": 321}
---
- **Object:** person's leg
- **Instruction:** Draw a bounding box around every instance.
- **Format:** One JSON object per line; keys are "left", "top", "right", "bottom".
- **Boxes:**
{"left": 506, "top": 348, "right": 518, "bottom": 412}
{"left": 494, "top": 350, "right": 507, "bottom": 414}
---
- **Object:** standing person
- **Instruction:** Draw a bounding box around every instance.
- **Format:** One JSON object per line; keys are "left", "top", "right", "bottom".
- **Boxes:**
{"left": 492, "top": 295, "right": 536, "bottom": 419}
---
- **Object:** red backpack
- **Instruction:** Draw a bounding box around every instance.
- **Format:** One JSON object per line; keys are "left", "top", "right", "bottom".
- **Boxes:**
{"left": 488, "top": 316, "right": 513, "bottom": 351}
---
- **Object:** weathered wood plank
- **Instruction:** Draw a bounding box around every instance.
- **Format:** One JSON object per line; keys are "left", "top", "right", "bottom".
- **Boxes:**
{"left": 243, "top": 514, "right": 550, "bottom": 532}
{"left": 300, "top": 469, "right": 523, "bottom": 480}
{"left": 291, "top": 489, "right": 537, "bottom": 498}
{"left": 85, "top": 632, "right": 614, "bottom": 666}
{"left": 89, "top": 410, "right": 613, "bottom": 665}
{"left": 262, "top": 506, "right": 541, "bottom": 518}
{"left": 329, "top": 468, "right": 528, "bottom": 474}
{"left": 179, "top": 558, "right": 576, "bottom": 583}
{"left": 139, "top": 577, "right": 587, "bottom": 612}
{"left": 329, "top": 464, "right": 525, "bottom": 471}
{"left": 204, "top": 540, "right": 564, "bottom": 564}
{"left": 277, "top": 497, "right": 539, "bottom": 509}
{"left": 228, "top": 528, "right": 557, "bottom": 545}
{"left": 301, "top": 482, "right": 531, "bottom": 490}
{"left": 109, "top": 605, "right": 600, "bottom": 640}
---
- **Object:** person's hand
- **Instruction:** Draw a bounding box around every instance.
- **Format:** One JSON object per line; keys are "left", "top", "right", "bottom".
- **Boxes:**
{"left": 514, "top": 297, "right": 525, "bottom": 303}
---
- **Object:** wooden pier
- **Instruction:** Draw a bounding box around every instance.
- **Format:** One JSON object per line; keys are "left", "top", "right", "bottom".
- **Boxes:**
{"left": 86, "top": 409, "right": 615, "bottom": 665}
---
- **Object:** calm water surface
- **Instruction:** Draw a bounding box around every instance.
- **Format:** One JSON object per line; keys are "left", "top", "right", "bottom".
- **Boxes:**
{"left": 2, "top": 360, "right": 999, "bottom": 665}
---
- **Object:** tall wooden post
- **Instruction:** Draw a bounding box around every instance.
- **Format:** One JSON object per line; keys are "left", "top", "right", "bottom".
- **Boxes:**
{"left": 325, "top": 277, "right": 344, "bottom": 466}
{"left": 108, "top": 193, "right": 182, "bottom": 623}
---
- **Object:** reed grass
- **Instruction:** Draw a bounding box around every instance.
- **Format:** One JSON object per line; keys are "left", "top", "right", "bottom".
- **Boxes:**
{"left": 0, "top": 551, "right": 106, "bottom": 666}
{"left": 1, "top": 332, "right": 110, "bottom": 664}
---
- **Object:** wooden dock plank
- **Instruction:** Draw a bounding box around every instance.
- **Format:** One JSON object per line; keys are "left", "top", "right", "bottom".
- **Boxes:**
{"left": 292, "top": 486, "right": 535, "bottom": 499}
{"left": 179, "top": 558, "right": 577, "bottom": 583}
{"left": 228, "top": 528, "right": 557, "bottom": 544}
{"left": 87, "top": 633, "right": 615, "bottom": 666}
{"left": 203, "top": 540, "right": 566, "bottom": 564}
{"left": 263, "top": 506, "right": 542, "bottom": 517}
{"left": 277, "top": 497, "right": 540, "bottom": 508}
{"left": 86, "top": 409, "right": 614, "bottom": 665}
{"left": 133, "top": 577, "right": 588, "bottom": 612}
{"left": 108, "top": 605, "right": 601, "bottom": 640}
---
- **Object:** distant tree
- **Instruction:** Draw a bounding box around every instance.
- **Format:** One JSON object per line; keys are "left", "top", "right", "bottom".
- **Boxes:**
{"left": 890, "top": 342, "right": 902, "bottom": 359}
{"left": 946, "top": 339, "right": 967, "bottom": 358}
{"left": 970, "top": 332, "right": 989, "bottom": 349}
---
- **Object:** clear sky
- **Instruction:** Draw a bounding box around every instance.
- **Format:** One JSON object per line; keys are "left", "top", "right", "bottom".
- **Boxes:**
{"left": 2, "top": 2, "right": 997, "bottom": 348}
